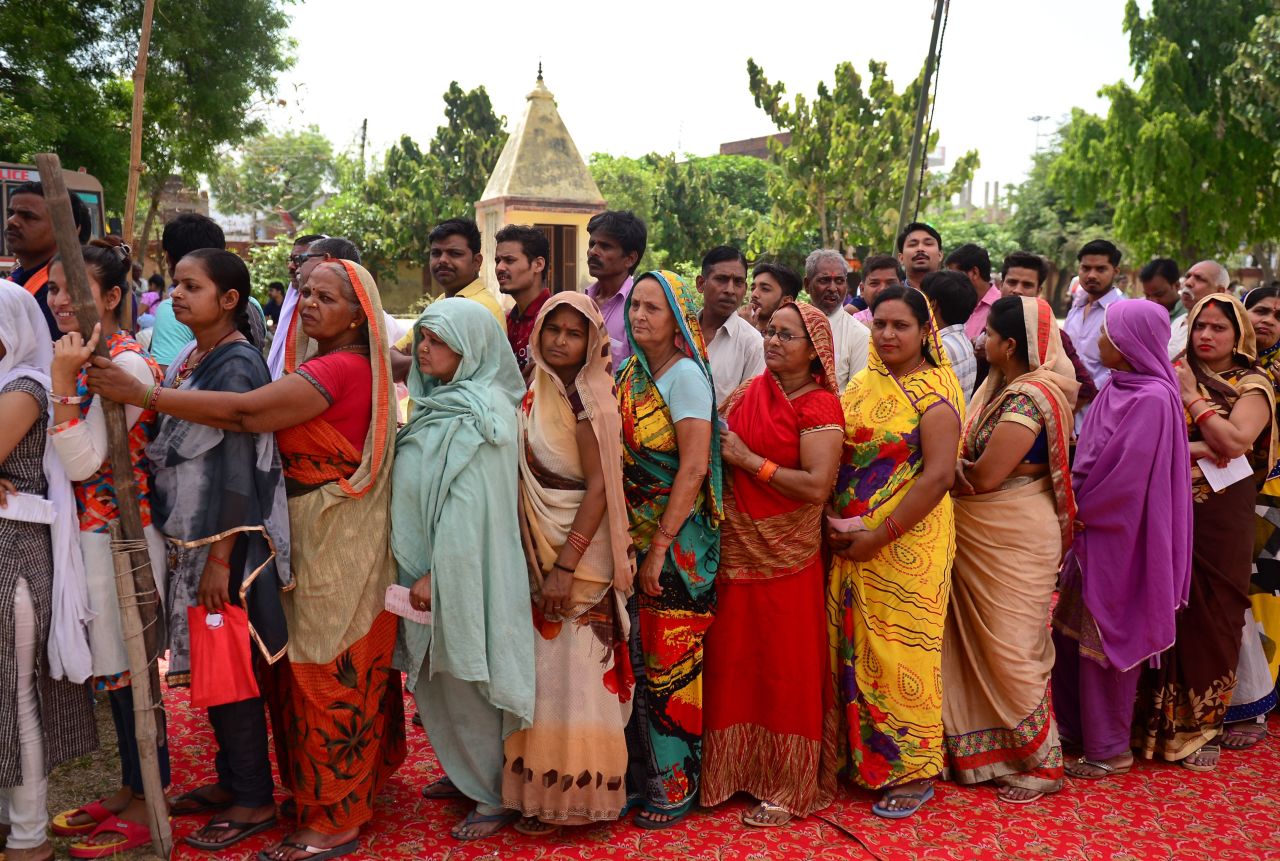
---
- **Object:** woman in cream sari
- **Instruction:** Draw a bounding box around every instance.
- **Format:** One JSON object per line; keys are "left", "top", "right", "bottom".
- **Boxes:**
{"left": 502, "top": 293, "right": 636, "bottom": 833}
{"left": 942, "top": 296, "right": 1078, "bottom": 803}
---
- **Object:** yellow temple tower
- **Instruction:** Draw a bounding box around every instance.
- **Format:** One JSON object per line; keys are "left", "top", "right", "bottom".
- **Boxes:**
{"left": 476, "top": 69, "right": 606, "bottom": 297}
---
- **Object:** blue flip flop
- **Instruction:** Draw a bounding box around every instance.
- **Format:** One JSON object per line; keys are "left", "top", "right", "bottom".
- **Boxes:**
{"left": 872, "top": 783, "right": 935, "bottom": 819}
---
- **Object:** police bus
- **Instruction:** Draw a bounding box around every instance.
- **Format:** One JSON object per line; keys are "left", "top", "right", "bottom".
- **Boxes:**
{"left": 1, "top": 162, "right": 108, "bottom": 273}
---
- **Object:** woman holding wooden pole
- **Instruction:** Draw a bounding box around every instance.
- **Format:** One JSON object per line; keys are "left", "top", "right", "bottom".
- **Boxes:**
{"left": 42, "top": 238, "right": 172, "bottom": 859}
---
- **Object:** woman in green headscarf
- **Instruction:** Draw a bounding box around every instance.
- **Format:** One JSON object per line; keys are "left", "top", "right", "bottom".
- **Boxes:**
{"left": 617, "top": 270, "right": 722, "bottom": 829}
{"left": 391, "top": 298, "right": 534, "bottom": 841}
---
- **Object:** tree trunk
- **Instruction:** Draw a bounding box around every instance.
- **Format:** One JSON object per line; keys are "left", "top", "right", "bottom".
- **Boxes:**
{"left": 138, "top": 186, "right": 162, "bottom": 275}
{"left": 1253, "top": 242, "right": 1276, "bottom": 285}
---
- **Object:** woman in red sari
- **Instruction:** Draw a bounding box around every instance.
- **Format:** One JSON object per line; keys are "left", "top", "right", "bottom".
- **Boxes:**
{"left": 88, "top": 259, "right": 404, "bottom": 861}
{"left": 702, "top": 302, "right": 844, "bottom": 827}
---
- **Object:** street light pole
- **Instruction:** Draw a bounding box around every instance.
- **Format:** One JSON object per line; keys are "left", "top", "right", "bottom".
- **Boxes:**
{"left": 1028, "top": 114, "right": 1049, "bottom": 154}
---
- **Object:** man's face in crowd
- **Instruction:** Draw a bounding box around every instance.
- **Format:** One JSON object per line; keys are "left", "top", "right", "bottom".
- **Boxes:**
{"left": 899, "top": 230, "right": 942, "bottom": 279}
{"left": 288, "top": 242, "right": 313, "bottom": 290}
{"left": 1142, "top": 274, "right": 1179, "bottom": 310}
{"left": 1001, "top": 267, "right": 1041, "bottom": 298}
{"left": 430, "top": 234, "right": 482, "bottom": 292}
{"left": 749, "top": 273, "right": 788, "bottom": 323}
{"left": 697, "top": 259, "right": 748, "bottom": 321}
{"left": 1182, "top": 260, "right": 1223, "bottom": 311}
{"left": 808, "top": 259, "right": 848, "bottom": 316}
{"left": 1077, "top": 254, "right": 1117, "bottom": 299}
{"left": 860, "top": 266, "right": 901, "bottom": 307}
{"left": 4, "top": 192, "right": 55, "bottom": 261}
{"left": 494, "top": 240, "right": 544, "bottom": 296}
{"left": 586, "top": 232, "right": 636, "bottom": 282}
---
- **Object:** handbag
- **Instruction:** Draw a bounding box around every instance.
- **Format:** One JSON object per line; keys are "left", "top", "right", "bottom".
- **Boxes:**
{"left": 188, "top": 605, "right": 260, "bottom": 708}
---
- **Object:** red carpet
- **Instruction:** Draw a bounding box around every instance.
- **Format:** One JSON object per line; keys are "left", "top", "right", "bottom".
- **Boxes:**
{"left": 163, "top": 686, "right": 1280, "bottom": 861}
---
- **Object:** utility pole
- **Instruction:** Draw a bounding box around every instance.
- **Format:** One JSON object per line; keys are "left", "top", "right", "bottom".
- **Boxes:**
{"left": 896, "top": 0, "right": 947, "bottom": 240}
{"left": 122, "top": 0, "right": 156, "bottom": 251}
{"left": 359, "top": 117, "right": 368, "bottom": 183}
{"left": 1028, "top": 114, "right": 1050, "bottom": 153}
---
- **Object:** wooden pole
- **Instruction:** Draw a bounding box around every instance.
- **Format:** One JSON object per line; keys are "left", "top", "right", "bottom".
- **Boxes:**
{"left": 122, "top": 0, "right": 157, "bottom": 250}
{"left": 36, "top": 152, "right": 173, "bottom": 859}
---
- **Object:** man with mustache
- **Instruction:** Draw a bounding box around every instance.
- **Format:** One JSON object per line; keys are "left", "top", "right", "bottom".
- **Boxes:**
{"left": 696, "top": 245, "right": 763, "bottom": 405}
{"left": 585, "top": 210, "right": 646, "bottom": 372}
{"left": 851, "top": 256, "right": 904, "bottom": 325}
{"left": 1063, "top": 239, "right": 1125, "bottom": 422}
{"left": 1139, "top": 257, "right": 1187, "bottom": 360}
{"left": 742, "top": 261, "right": 801, "bottom": 334}
{"left": 428, "top": 218, "right": 503, "bottom": 324}
{"left": 804, "top": 249, "right": 869, "bottom": 393}
{"left": 495, "top": 223, "right": 550, "bottom": 380}
{"left": 4, "top": 181, "right": 92, "bottom": 340}
{"left": 896, "top": 221, "right": 944, "bottom": 291}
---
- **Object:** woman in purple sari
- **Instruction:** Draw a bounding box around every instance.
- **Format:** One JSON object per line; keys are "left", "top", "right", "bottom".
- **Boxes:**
{"left": 1050, "top": 299, "right": 1193, "bottom": 780}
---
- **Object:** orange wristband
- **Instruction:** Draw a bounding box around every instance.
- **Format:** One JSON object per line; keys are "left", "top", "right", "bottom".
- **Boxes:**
{"left": 756, "top": 458, "right": 779, "bottom": 483}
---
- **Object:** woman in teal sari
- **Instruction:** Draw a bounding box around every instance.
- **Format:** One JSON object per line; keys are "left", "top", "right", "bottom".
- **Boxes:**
{"left": 391, "top": 298, "right": 535, "bottom": 841}
{"left": 617, "top": 270, "right": 722, "bottom": 829}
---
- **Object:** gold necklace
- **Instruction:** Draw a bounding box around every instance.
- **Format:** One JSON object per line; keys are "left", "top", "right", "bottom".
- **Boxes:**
{"left": 893, "top": 356, "right": 929, "bottom": 379}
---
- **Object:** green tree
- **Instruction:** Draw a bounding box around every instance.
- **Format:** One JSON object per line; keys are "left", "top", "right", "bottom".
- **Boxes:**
{"left": 1049, "top": 0, "right": 1280, "bottom": 265}
{"left": 1227, "top": 9, "right": 1280, "bottom": 282}
{"left": 429, "top": 82, "right": 508, "bottom": 216}
{"left": 746, "top": 58, "right": 978, "bottom": 257}
{"left": 210, "top": 126, "right": 335, "bottom": 230}
{"left": 0, "top": 0, "right": 295, "bottom": 230}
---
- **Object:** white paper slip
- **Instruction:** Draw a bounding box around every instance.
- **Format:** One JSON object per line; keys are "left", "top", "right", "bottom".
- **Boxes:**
{"left": 384, "top": 583, "right": 431, "bottom": 625}
{"left": 1197, "top": 455, "right": 1253, "bottom": 493}
{"left": 0, "top": 492, "right": 55, "bottom": 525}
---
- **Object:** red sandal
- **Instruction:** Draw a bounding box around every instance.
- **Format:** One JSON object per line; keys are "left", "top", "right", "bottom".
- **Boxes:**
{"left": 68, "top": 816, "right": 155, "bottom": 859}
{"left": 50, "top": 801, "right": 114, "bottom": 837}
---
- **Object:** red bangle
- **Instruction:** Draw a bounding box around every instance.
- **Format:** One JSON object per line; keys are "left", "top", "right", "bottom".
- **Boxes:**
{"left": 206, "top": 555, "right": 229, "bottom": 570}
{"left": 756, "top": 459, "right": 779, "bottom": 483}
{"left": 1193, "top": 408, "right": 1216, "bottom": 426}
{"left": 884, "top": 515, "right": 905, "bottom": 540}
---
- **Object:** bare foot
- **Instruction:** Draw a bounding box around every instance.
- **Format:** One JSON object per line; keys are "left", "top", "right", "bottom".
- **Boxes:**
{"left": 3, "top": 840, "right": 55, "bottom": 861}
{"left": 261, "top": 827, "right": 358, "bottom": 861}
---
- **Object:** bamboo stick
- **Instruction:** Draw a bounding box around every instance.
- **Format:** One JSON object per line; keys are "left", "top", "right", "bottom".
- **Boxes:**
{"left": 122, "top": 0, "right": 157, "bottom": 250}
{"left": 36, "top": 152, "right": 172, "bottom": 859}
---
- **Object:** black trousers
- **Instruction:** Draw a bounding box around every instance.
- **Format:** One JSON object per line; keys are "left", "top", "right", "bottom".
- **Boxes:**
{"left": 107, "top": 685, "right": 171, "bottom": 795}
{"left": 208, "top": 696, "right": 274, "bottom": 808}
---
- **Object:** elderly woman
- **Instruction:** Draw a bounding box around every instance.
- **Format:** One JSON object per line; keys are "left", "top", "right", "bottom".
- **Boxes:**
{"left": 1131, "top": 294, "right": 1276, "bottom": 772}
{"left": 1223, "top": 285, "right": 1280, "bottom": 747}
{"left": 391, "top": 298, "right": 534, "bottom": 842}
{"left": 45, "top": 240, "right": 169, "bottom": 858}
{"left": 499, "top": 293, "right": 635, "bottom": 835}
{"left": 943, "top": 296, "right": 1078, "bottom": 804}
{"left": 1051, "top": 299, "right": 1192, "bottom": 782}
{"left": 617, "top": 270, "right": 722, "bottom": 829}
{"left": 827, "top": 284, "right": 963, "bottom": 819}
{"left": 0, "top": 284, "right": 96, "bottom": 861}
{"left": 701, "top": 302, "right": 844, "bottom": 828}
{"left": 88, "top": 259, "right": 405, "bottom": 861}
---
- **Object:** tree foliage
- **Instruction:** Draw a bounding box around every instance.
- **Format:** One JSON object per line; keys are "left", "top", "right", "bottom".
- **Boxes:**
{"left": 1049, "top": 0, "right": 1280, "bottom": 264}
{"left": 746, "top": 58, "right": 978, "bottom": 257}
{"left": 210, "top": 126, "right": 334, "bottom": 228}
{"left": 0, "top": 0, "right": 295, "bottom": 217}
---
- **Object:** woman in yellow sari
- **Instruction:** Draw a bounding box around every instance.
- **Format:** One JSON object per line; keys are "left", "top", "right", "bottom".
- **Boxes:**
{"left": 827, "top": 284, "right": 963, "bottom": 819}
{"left": 942, "top": 296, "right": 1078, "bottom": 804}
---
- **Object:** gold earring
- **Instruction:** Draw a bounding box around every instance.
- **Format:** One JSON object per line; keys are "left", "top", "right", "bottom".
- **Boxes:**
{"left": 349, "top": 321, "right": 359, "bottom": 329}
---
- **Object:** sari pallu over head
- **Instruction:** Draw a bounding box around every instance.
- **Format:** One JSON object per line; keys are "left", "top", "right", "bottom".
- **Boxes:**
{"left": 832, "top": 298, "right": 964, "bottom": 524}
{"left": 1183, "top": 293, "right": 1278, "bottom": 481}
{"left": 618, "top": 270, "right": 723, "bottom": 598}
{"left": 391, "top": 299, "right": 534, "bottom": 725}
{"left": 277, "top": 259, "right": 397, "bottom": 666}
{"left": 963, "top": 296, "right": 1078, "bottom": 554}
{"left": 719, "top": 302, "right": 838, "bottom": 580}
{"left": 147, "top": 339, "right": 292, "bottom": 675}
{"left": 521, "top": 292, "right": 636, "bottom": 611}
{"left": 0, "top": 281, "right": 92, "bottom": 683}
{"left": 1064, "top": 299, "right": 1191, "bottom": 671}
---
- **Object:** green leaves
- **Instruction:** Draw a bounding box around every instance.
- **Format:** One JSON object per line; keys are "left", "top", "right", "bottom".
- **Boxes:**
{"left": 210, "top": 126, "right": 334, "bottom": 227}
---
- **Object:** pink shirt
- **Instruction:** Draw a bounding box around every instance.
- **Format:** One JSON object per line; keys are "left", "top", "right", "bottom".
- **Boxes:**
{"left": 586, "top": 275, "right": 635, "bottom": 372}
{"left": 964, "top": 284, "right": 1004, "bottom": 341}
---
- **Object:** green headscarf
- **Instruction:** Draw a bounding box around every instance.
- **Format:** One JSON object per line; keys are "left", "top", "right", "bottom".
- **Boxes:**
{"left": 391, "top": 298, "right": 533, "bottom": 729}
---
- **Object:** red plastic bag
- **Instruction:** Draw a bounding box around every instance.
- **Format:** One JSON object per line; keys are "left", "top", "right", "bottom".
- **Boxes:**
{"left": 188, "top": 605, "right": 260, "bottom": 708}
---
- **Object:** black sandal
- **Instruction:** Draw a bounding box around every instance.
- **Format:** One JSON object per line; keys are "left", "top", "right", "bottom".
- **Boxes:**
{"left": 183, "top": 817, "right": 278, "bottom": 851}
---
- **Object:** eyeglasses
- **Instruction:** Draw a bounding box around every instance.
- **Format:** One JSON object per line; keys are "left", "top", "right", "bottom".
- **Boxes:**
{"left": 764, "top": 328, "right": 810, "bottom": 344}
{"left": 290, "top": 252, "right": 327, "bottom": 267}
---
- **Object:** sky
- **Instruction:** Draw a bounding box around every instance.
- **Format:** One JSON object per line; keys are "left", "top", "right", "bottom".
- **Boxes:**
{"left": 269, "top": 0, "right": 1139, "bottom": 194}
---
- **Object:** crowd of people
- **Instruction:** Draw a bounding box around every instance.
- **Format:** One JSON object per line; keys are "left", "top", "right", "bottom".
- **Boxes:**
{"left": 0, "top": 179, "right": 1276, "bottom": 861}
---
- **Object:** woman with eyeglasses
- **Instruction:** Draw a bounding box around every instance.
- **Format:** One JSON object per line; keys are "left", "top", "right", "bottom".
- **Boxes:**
{"left": 701, "top": 302, "right": 844, "bottom": 828}
{"left": 827, "top": 284, "right": 964, "bottom": 819}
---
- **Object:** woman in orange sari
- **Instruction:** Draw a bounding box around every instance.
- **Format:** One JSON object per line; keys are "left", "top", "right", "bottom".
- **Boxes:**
{"left": 88, "top": 259, "right": 405, "bottom": 861}
{"left": 702, "top": 302, "right": 843, "bottom": 827}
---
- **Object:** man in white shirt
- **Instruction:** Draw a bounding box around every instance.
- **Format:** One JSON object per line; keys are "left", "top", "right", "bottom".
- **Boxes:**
{"left": 267, "top": 233, "right": 326, "bottom": 379}
{"left": 697, "top": 245, "right": 764, "bottom": 405}
{"left": 805, "top": 249, "right": 869, "bottom": 393}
